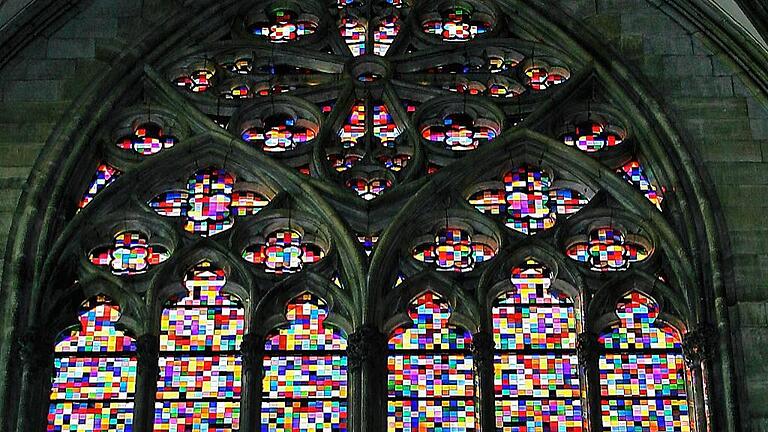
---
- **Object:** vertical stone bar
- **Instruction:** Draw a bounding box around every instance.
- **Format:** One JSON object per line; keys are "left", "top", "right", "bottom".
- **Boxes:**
{"left": 471, "top": 330, "right": 496, "bottom": 432}
{"left": 577, "top": 332, "right": 602, "bottom": 432}
{"left": 15, "top": 327, "right": 53, "bottom": 432}
{"left": 683, "top": 325, "right": 717, "bottom": 432}
{"left": 133, "top": 334, "right": 159, "bottom": 432}
{"left": 347, "top": 325, "right": 388, "bottom": 432}
{"left": 238, "top": 333, "right": 265, "bottom": 432}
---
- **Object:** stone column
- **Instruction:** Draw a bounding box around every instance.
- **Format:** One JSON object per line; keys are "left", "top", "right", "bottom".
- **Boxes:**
{"left": 471, "top": 330, "right": 496, "bottom": 432}
{"left": 347, "top": 325, "right": 388, "bottom": 432}
{"left": 682, "top": 325, "right": 717, "bottom": 432}
{"left": 577, "top": 332, "right": 602, "bottom": 432}
{"left": 133, "top": 334, "right": 159, "bottom": 432}
{"left": 238, "top": 333, "right": 265, "bottom": 432}
{"left": 15, "top": 327, "right": 54, "bottom": 431}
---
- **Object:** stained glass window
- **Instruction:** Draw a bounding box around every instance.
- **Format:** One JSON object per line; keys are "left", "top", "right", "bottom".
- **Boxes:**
{"left": 566, "top": 227, "right": 650, "bottom": 272}
{"left": 148, "top": 167, "right": 270, "bottom": 236}
{"left": 48, "top": 297, "right": 137, "bottom": 431}
{"left": 599, "top": 292, "right": 691, "bottom": 431}
{"left": 412, "top": 227, "right": 496, "bottom": 272}
{"left": 492, "top": 261, "right": 583, "bottom": 431}
{"left": 620, "top": 160, "right": 664, "bottom": 210}
{"left": 261, "top": 294, "right": 348, "bottom": 431}
{"left": 154, "top": 262, "right": 245, "bottom": 431}
{"left": 467, "top": 166, "right": 589, "bottom": 235}
{"left": 88, "top": 231, "right": 170, "bottom": 276}
{"left": 79, "top": 163, "right": 120, "bottom": 209}
{"left": 388, "top": 292, "right": 476, "bottom": 431}
{"left": 242, "top": 229, "right": 325, "bottom": 274}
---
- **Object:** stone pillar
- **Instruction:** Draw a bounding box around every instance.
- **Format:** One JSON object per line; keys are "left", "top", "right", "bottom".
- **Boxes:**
{"left": 133, "top": 334, "right": 159, "bottom": 432}
{"left": 238, "top": 333, "right": 265, "bottom": 432}
{"left": 682, "top": 325, "right": 717, "bottom": 432}
{"left": 577, "top": 332, "right": 602, "bottom": 432}
{"left": 471, "top": 330, "right": 496, "bottom": 432}
{"left": 15, "top": 327, "right": 54, "bottom": 431}
{"left": 347, "top": 325, "right": 388, "bottom": 432}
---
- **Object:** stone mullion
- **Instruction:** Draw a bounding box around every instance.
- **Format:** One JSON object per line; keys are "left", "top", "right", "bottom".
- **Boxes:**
{"left": 471, "top": 331, "right": 496, "bottom": 432}
{"left": 133, "top": 334, "right": 160, "bottom": 432}
{"left": 682, "top": 325, "right": 717, "bottom": 432}
{"left": 577, "top": 332, "right": 603, "bottom": 432}
{"left": 239, "top": 333, "right": 265, "bottom": 432}
{"left": 347, "top": 325, "right": 388, "bottom": 432}
{"left": 14, "top": 328, "right": 54, "bottom": 431}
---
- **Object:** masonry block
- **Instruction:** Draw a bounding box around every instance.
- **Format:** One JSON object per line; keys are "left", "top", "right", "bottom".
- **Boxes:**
{"left": 47, "top": 38, "right": 96, "bottom": 59}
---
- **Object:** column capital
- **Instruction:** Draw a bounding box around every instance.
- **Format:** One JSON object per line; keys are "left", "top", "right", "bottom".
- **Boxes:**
{"left": 682, "top": 324, "right": 717, "bottom": 367}
{"left": 470, "top": 331, "right": 495, "bottom": 366}
{"left": 576, "top": 332, "right": 602, "bottom": 367}
{"left": 240, "top": 333, "right": 265, "bottom": 370}
{"left": 347, "top": 325, "right": 387, "bottom": 371}
{"left": 18, "top": 327, "right": 53, "bottom": 372}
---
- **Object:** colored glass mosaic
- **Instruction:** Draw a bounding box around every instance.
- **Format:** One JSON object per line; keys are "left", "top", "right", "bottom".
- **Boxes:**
{"left": 422, "top": 6, "right": 491, "bottom": 41}
{"left": 263, "top": 355, "right": 347, "bottom": 398}
{"left": 148, "top": 167, "right": 269, "bottom": 236}
{"left": 79, "top": 163, "right": 120, "bottom": 209}
{"left": 154, "top": 401, "right": 240, "bottom": 431}
{"left": 388, "top": 354, "right": 474, "bottom": 398}
{"left": 55, "top": 302, "right": 136, "bottom": 354}
{"left": 339, "top": 16, "right": 366, "bottom": 56}
{"left": 601, "top": 399, "right": 691, "bottom": 432}
{"left": 156, "top": 355, "right": 242, "bottom": 399}
{"left": 160, "top": 306, "right": 244, "bottom": 352}
{"left": 377, "top": 153, "right": 411, "bottom": 172}
{"left": 261, "top": 295, "right": 348, "bottom": 431}
{"left": 339, "top": 102, "right": 366, "bottom": 146}
{"left": 155, "top": 262, "right": 244, "bottom": 429}
{"left": 174, "top": 69, "right": 213, "bottom": 93}
{"left": 468, "top": 166, "right": 588, "bottom": 235}
{"left": 599, "top": 292, "right": 691, "bottom": 431}
{"left": 493, "top": 303, "right": 577, "bottom": 350}
{"left": 388, "top": 400, "right": 477, "bottom": 431}
{"left": 494, "top": 354, "right": 580, "bottom": 398}
{"left": 347, "top": 177, "right": 391, "bottom": 200}
{"left": 412, "top": 227, "right": 496, "bottom": 272}
{"left": 250, "top": 9, "right": 317, "bottom": 42}
{"left": 49, "top": 298, "right": 136, "bottom": 431}
{"left": 264, "top": 294, "right": 347, "bottom": 351}
{"left": 51, "top": 357, "right": 137, "bottom": 401}
{"left": 566, "top": 227, "right": 650, "bottom": 272}
{"left": 241, "top": 113, "right": 317, "bottom": 153}
{"left": 374, "top": 15, "right": 400, "bottom": 56}
{"left": 389, "top": 292, "right": 472, "bottom": 351}
{"left": 492, "top": 261, "right": 583, "bottom": 430}
{"left": 88, "top": 231, "right": 169, "bottom": 276}
{"left": 116, "top": 122, "right": 176, "bottom": 155}
{"left": 524, "top": 65, "right": 570, "bottom": 91}
{"left": 48, "top": 402, "right": 134, "bottom": 431}
{"left": 261, "top": 401, "right": 347, "bottom": 431}
{"left": 620, "top": 160, "right": 664, "bottom": 210}
{"left": 421, "top": 113, "right": 498, "bottom": 151}
{"left": 600, "top": 353, "right": 686, "bottom": 397}
{"left": 373, "top": 104, "right": 401, "bottom": 146}
{"left": 496, "top": 399, "right": 583, "bottom": 432}
{"left": 242, "top": 229, "right": 325, "bottom": 274}
{"left": 600, "top": 292, "right": 681, "bottom": 350}
{"left": 562, "top": 121, "right": 622, "bottom": 153}
{"left": 388, "top": 293, "right": 475, "bottom": 431}
{"left": 357, "top": 234, "right": 378, "bottom": 256}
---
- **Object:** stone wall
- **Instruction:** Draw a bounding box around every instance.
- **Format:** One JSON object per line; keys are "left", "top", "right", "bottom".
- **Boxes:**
{"left": 0, "top": 0, "right": 766, "bottom": 429}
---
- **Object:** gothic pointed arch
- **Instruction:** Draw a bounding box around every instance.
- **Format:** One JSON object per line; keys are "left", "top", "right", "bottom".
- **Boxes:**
{"left": 0, "top": 0, "right": 743, "bottom": 431}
